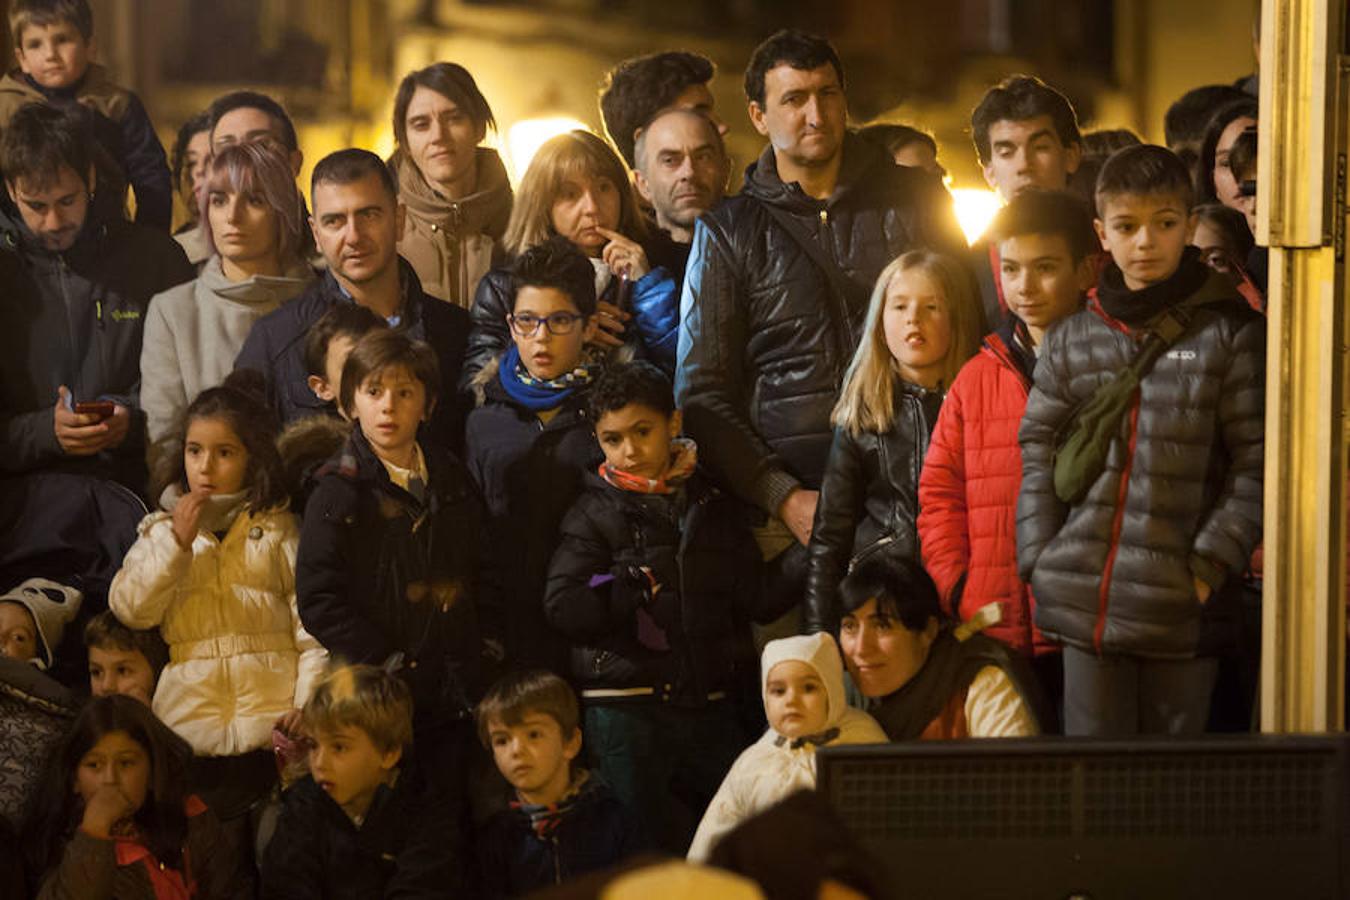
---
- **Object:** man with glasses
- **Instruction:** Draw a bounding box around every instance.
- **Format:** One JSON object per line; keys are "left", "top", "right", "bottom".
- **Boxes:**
{"left": 235, "top": 148, "right": 470, "bottom": 449}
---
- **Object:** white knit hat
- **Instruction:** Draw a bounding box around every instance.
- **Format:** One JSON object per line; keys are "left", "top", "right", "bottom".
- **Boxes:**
{"left": 0, "top": 577, "right": 82, "bottom": 669}
{"left": 759, "top": 632, "right": 848, "bottom": 731}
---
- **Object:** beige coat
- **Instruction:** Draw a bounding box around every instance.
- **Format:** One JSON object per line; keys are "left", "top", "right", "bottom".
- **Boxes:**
{"left": 393, "top": 147, "right": 512, "bottom": 307}
{"left": 140, "top": 255, "right": 314, "bottom": 477}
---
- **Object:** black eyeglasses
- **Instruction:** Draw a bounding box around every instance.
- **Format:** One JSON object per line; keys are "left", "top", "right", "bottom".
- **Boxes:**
{"left": 509, "top": 312, "right": 584, "bottom": 337}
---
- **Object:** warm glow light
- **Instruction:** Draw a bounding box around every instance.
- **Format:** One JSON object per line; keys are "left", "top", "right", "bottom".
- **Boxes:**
{"left": 951, "top": 187, "right": 1005, "bottom": 246}
{"left": 506, "top": 117, "right": 591, "bottom": 184}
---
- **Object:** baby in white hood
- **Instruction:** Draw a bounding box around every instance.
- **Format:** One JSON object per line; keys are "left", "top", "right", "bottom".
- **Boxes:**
{"left": 686, "top": 632, "right": 886, "bottom": 860}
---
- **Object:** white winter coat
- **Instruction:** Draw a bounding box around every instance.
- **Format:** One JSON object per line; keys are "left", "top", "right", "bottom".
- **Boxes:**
{"left": 109, "top": 502, "right": 326, "bottom": 757}
{"left": 687, "top": 633, "right": 887, "bottom": 861}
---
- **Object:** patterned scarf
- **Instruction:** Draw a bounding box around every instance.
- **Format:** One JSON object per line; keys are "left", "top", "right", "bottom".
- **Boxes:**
{"left": 498, "top": 346, "right": 596, "bottom": 412}
{"left": 510, "top": 772, "right": 587, "bottom": 839}
{"left": 597, "top": 438, "right": 698, "bottom": 495}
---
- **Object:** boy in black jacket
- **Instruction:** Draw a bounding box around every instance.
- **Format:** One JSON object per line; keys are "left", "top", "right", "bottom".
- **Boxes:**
{"left": 297, "top": 329, "right": 501, "bottom": 784}
{"left": 544, "top": 361, "right": 766, "bottom": 853}
{"left": 261, "top": 665, "right": 467, "bottom": 899}
{"left": 476, "top": 670, "right": 642, "bottom": 898}
{"left": 464, "top": 237, "right": 605, "bottom": 673}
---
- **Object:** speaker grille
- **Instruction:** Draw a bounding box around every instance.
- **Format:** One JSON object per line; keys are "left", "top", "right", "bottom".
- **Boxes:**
{"left": 825, "top": 747, "right": 1333, "bottom": 841}
{"left": 833, "top": 757, "right": 1073, "bottom": 839}
{"left": 1081, "top": 754, "right": 1326, "bottom": 838}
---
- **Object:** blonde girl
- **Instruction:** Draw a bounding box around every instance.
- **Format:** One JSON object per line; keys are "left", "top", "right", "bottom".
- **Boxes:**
{"left": 802, "top": 250, "right": 983, "bottom": 634}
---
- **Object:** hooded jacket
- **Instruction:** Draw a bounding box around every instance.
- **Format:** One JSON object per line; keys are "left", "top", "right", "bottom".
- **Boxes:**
{"left": 260, "top": 761, "right": 465, "bottom": 900}
{"left": 918, "top": 320, "right": 1058, "bottom": 656}
{"left": 544, "top": 469, "right": 766, "bottom": 704}
{"left": 803, "top": 379, "right": 943, "bottom": 635}
{"left": 232, "top": 258, "right": 470, "bottom": 451}
{"left": 0, "top": 197, "right": 194, "bottom": 491}
{"left": 476, "top": 772, "right": 642, "bottom": 899}
{"left": 464, "top": 366, "right": 600, "bottom": 671}
{"left": 1017, "top": 254, "right": 1265, "bottom": 658}
{"left": 141, "top": 255, "right": 315, "bottom": 476}
{"left": 0, "top": 65, "right": 173, "bottom": 231}
{"left": 674, "top": 134, "right": 967, "bottom": 517}
{"left": 109, "top": 492, "right": 326, "bottom": 757}
{"left": 297, "top": 426, "right": 499, "bottom": 725}
{"left": 393, "top": 147, "right": 513, "bottom": 308}
{"left": 686, "top": 633, "right": 886, "bottom": 861}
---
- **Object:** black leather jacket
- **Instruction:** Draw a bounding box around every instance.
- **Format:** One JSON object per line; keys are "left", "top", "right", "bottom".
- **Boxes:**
{"left": 803, "top": 381, "right": 944, "bottom": 634}
{"left": 674, "top": 134, "right": 966, "bottom": 518}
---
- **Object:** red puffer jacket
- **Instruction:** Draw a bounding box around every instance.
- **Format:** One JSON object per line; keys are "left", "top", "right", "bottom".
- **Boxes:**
{"left": 918, "top": 322, "right": 1058, "bottom": 656}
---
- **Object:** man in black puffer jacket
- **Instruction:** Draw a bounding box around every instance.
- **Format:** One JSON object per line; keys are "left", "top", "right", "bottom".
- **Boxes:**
{"left": 675, "top": 29, "right": 966, "bottom": 589}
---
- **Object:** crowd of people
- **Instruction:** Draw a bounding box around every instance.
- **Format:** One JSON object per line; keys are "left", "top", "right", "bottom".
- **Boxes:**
{"left": 0, "top": 0, "right": 1273, "bottom": 897}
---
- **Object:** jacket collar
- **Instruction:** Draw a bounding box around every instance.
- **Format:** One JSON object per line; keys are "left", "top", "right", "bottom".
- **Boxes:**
{"left": 742, "top": 131, "right": 890, "bottom": 213}
{"left": 983, "top": 315, "right": 1037, "bottom": 384}
{"left": 198, "top": 254, "right": 316, "bottom": 307}
{"left": 320, "top": 256, "right": 426, "bottom": 328}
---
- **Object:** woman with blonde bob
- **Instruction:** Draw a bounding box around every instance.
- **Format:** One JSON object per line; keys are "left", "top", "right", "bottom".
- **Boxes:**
{"left": 802, "top": 250, "right": 983, "bottom": 634}
{"left": 463, "top": 129, "right": 679, "bottom": 383}
{"left": 141, "top": 140, "right": 316, "bottom": 478}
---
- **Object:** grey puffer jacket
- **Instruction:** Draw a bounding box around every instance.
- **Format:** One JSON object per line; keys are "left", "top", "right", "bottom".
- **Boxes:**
{"left": 1016, "top": 267, "right": 1265, "bottom": 659}
{"left": 674, "top": 133, "right": 966, "bottom": 517}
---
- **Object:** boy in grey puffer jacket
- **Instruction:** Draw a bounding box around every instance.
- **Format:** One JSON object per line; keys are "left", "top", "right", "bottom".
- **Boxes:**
{"left": 1017, "top": 145, "right": 1264, "bottom": 737}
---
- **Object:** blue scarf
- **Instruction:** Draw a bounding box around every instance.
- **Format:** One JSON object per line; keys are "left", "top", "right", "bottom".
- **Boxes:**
{"left": 497, "top": 346, "right": 594, "bottom": 412}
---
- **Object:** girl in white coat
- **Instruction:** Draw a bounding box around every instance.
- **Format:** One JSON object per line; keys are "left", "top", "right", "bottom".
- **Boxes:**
{"left": 687, "top": 632, "right": 886, "bottom": 861}
{"left": 110, "top": 371, "right": 325, "bottom": 830}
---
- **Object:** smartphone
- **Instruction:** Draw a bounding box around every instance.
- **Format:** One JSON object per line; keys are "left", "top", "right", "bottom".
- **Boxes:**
{"left": 74, "top": 401, "right": 115, "bottom": 419}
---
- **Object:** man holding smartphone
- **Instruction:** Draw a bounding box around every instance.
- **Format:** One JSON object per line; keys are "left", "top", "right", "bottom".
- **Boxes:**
{"left": 0, "top": 104, "right": 193, "bottom": 495}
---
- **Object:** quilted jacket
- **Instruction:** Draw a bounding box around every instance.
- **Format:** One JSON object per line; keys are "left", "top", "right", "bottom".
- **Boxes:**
{"left": 110, "top": 500, "right": 326, "bottom": 756}
{"left": 674, "top": 133, "right": 966, "bottom": 517}
{"left": 1016, "top": 263, "right": 1265, "bottom": 658}
{"left": 918, "top": 321, "right": 1057, "bottom": 655}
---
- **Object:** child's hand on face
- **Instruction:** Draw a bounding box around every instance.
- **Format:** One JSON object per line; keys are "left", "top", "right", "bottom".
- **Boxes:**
{"left": 171, "top": 490, "right": 210, "bottom": 551}
{"left": 80, "top": 783, "right": 137, "bottom": 840}
{"left": 1194, "top": 578, "right": 1212, "bottom": 605}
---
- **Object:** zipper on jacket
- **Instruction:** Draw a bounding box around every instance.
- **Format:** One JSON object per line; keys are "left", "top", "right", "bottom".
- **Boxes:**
{"left": 1094, "top": 395, "right": 1141, "bottom": 653}
{"left": 56, "top": 256, "right": 83, "bottom": 393}
{"left": 816, "top": 208, "right": 854, "bottom": 361}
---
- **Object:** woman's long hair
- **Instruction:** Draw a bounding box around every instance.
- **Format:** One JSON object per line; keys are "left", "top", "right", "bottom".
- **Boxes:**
{"left": 23, "top": 695, "right": 195, "bottom": 884}
{"left": 158, "top": 368, "right": 287, "bottom": 512}
{"left": 502, "top": 129, "right": 648, "bottom": 256}
{"left": 199, "top": 140, "right": 308, "bottom": 265}
{"left": 1196, "top": 96, "right": 1258, "bottom": 207}
{"left": 831, "top": 250, "right": 982, "bottom": 437}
